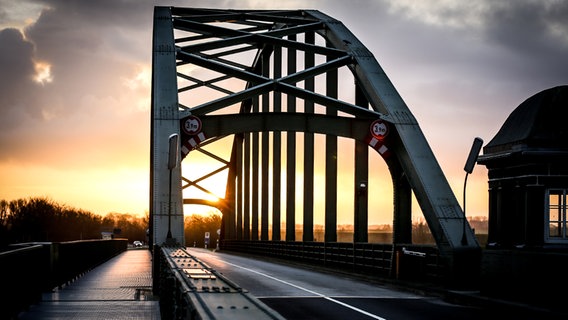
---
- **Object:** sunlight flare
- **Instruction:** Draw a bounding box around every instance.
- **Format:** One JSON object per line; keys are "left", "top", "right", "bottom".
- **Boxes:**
{"left": 33, "top": 60, "right": 53, "bottom": 85}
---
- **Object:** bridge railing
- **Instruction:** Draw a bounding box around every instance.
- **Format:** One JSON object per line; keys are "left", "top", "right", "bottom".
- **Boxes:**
{"left": 53, "top": 239, "right": 127, "bottom": 287}
{"left": 221, "top": 240, "right": 447, "bottom": 284}
{"left": 0, "top": 239, "right": 127, "bottom": 318}
{"left": 153, "top": 245, "right": 285, "bottom": 320}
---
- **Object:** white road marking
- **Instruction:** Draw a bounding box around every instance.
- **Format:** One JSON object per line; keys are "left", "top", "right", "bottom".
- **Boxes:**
{"left": 207, "top": 254, "right": 387, "bottom": 320}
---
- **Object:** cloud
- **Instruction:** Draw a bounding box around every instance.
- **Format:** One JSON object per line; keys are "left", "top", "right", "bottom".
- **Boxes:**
{"left": 480, "top": 1, "right": 568, "bottom": 88}
{"left": 345, "top": 1, "right": 568, "bottom": 141}
{"left": 0, "top": 28, "right": 47, "bottom": 131}
{"left": 0, "top": 0, "right": 44, "bottom": 29}
{"left": 0, "top": 0, "right": 153, "bottom": 167}
{"left": 385, "top": 0, "right": 490, "bottom": 29}
{"left": 0, "top": 0, "right": 566, "bottom": 218}
{"left": 379, "top": 0, "right": 568, "bottom": 92}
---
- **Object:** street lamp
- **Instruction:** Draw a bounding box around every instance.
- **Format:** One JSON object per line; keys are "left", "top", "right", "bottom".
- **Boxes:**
{"left": 462, "top": 137, "right": 483, "bottom": 245}
{"left": 166, "top": 133, "right": 178, "bottom": 243}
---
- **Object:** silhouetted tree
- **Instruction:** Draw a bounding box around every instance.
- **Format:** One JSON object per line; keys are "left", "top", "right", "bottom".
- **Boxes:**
{"left": 0, "top": 197, "right": 148, "bottom": 246}
{"left": 184, "top": 213, "right": 222, "bottom": 248}
{"left": 412, "top": 220, "right": 435, "bottom": 244}
{"left": 0, "top": 200, "right": 9, "bottom": 246}
{"left": 103, "top": 212, "right": 147, "bottom": 242}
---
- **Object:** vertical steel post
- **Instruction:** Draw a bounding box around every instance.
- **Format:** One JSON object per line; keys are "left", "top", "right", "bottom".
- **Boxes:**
{"left": 354, "top": 85, "right": 369, "bottom": 242}
{"left": 261, "top": 51, "right": 270, "bottom": 240}
{"left": 252, "top": 96, "right": 260, "bottom": 240}
{"left": 236, "top": 134, "right": 243, "bottom": 239}
{"left": 303, "top": 31, "right": 315, "bottom": 242}
{"left": 244, "top": 133, "right": 251, "bottom": 240}
{"left": 325, "top": 40, "right": 338, "bottom": 243}
{"left": 151, "top": 7, "right": 184, "bottom": 246}
{"left": 286, "top": 34, "right": 297, "bottom": 242}
{"left": 273, "top": 46, "right": 283, "bottom": 241}
{"left": 391, "top": 161, "right": 412, "bottom": 244}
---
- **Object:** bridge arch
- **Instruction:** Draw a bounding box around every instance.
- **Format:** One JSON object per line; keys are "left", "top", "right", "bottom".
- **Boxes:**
{"left": 151, "top": 7, "right": 479, "bottom": 277}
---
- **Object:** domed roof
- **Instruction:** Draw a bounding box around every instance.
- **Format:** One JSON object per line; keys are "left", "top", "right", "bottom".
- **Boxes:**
{"left": 482, "top": 85, "right": 568, "bottom": 156}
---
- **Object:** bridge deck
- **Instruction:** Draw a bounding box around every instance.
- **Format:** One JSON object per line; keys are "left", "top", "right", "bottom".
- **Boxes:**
{"left": 18, "top": 248, "right": 160, "bottom": 319}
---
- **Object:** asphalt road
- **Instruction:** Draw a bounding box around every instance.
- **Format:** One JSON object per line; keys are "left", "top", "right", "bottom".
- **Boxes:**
{"left": 186, "top": 248, "right": 553, "bottom": 320}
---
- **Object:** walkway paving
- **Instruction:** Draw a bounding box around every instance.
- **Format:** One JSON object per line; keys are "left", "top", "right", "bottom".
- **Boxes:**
{"left": 18, "top": 248, "right": 160, "bottom": 319}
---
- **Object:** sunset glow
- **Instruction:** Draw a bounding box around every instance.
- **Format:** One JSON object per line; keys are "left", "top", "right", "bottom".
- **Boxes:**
{"left": 0, "top": 0, "right": 565, "bottom": 226}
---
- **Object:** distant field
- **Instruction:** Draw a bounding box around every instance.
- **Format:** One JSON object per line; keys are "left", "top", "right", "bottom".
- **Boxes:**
{"left": 279, "top": 231, "right": 488, "bottom": 246}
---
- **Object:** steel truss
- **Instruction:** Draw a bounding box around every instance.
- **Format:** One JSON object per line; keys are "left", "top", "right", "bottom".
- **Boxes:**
{"left": 151, "top": 7, "right": 479, "bottom": 277}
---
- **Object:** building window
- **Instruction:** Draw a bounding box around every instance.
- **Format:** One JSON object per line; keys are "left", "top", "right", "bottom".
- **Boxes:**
{"left": 546, "top": 189, "right": 568, "bottom": 242}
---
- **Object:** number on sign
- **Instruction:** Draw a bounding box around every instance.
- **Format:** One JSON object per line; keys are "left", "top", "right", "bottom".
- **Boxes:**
{"left": 370, "top": 119, "right": 389, "bottom": 140}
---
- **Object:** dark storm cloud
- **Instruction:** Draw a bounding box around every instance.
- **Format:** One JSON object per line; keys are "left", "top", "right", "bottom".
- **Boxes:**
{"left": 479, "top": 1, "right": 568, "bottom": 91}
{"left": 0, "top": 0, "right": 155, "bottom": 164}
{"left": 24, "top": 0, "right": 153, "bottom": 98}
{"left": 27, "top": 0, "right": 153, "bottom": 58}
{"left": 0, "top": 28, "right": 38, "bottom": 129}
{"left": 0, "top": 7, "right": 7, "bottom": 22}
{"left": 483, "top": 2, "right": 568, "bottom": 53}
{"left": 366, "top": 1, "right": 568, "bottom": 112}
{"left": 376, "top": 1, "right": 568, "bottom": 90}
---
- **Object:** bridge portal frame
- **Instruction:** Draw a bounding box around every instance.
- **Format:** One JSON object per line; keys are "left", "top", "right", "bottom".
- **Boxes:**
{"left": 150, "top": 7, "right": 480, "bottom": 281}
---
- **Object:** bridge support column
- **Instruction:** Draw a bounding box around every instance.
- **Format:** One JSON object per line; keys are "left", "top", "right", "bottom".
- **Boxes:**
{"left": 150, "top": 7, "right": 184, "bottom": 247}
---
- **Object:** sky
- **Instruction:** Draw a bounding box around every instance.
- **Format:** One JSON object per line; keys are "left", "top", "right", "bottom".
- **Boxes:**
{"left": 1, "top": 0, "right": 567, "bottom": 224}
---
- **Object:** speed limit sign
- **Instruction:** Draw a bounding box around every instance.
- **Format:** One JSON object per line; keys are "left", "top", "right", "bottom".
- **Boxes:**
{"left": 183, "top": 115, "right": 202, "bottom": 135}
{"left": 370, "top": 119, "right": 389, "bottom": 140}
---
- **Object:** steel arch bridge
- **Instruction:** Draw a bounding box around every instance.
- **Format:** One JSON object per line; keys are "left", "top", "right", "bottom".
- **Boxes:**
{"left": 150, "top": 7, "right": 479, "bottom": 276}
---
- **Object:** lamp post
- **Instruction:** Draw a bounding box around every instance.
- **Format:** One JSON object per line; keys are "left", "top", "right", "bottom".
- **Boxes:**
{"left": 166, "top": 133, "right": 179, "bottom": 243}
{"left": 462, "top": 137, "right": 483, "bottom": 245}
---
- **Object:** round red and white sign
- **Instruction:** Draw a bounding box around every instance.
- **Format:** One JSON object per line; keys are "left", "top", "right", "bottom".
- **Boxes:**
{"left": 183, "top": 115, "right": 202, "bottom": 135}
{"left": 370, "top": 119, "right": 389, "bottom": 140}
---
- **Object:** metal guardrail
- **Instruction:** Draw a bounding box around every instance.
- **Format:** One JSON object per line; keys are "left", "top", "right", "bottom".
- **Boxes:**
{"left": 155, "top": 246, "right": 285, "bottom": 320}
{"left": 53, "top": 239, "right": 127, "bottom": 287}
{"left": 221, "top": 240, "right": 448, "bottom": 284}
{"left": 0, "top": 239, "right": 127, "bottom": 318}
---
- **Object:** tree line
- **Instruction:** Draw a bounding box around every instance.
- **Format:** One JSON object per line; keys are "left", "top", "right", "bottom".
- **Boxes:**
{"left": 0, "top": 196, "right": 224, "bottom": 248}
{"left": 0, "top": 197, "right": 148, "bottom": 247}
{"left": 1, "top": 197, "right": 488, "bottom": 248}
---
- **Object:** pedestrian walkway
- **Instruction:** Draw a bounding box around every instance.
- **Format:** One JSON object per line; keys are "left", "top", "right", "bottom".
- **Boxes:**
{"left": 18, "top": 248, "right": 160, "bottom": 319}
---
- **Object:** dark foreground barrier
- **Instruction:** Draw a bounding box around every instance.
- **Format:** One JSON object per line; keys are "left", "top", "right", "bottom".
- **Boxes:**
{"left": 481, "top": 249, "right": 568, "bottom": 310}
{"left": 0, "top": 239, "right": 127, "bottom": 319}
